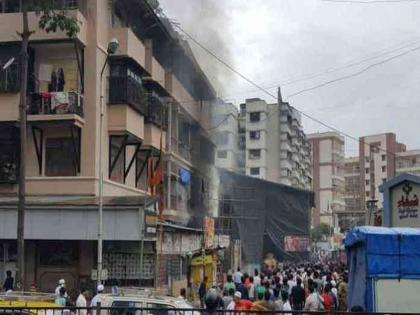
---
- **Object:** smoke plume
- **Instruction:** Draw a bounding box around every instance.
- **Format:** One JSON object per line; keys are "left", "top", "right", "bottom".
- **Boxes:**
{"left": 159, "top": 0, "right": 235, "bottom": 95}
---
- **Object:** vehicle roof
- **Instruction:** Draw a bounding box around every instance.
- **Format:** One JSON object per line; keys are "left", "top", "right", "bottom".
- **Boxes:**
{"left": 98, "top": 294, "right": 186, "bottom": 306}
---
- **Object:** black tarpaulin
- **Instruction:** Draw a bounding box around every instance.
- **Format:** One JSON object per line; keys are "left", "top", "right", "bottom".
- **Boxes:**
{"left": 218, "top": 169, "right": 314, "bottom": 263}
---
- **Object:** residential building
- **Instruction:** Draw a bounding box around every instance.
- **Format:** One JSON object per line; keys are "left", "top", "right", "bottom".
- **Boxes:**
{"left": 238, "top": 89, "right": 312, "bottom": 190}
{"left": 359, "top": 133, "right": 406, "bottom": 210}
{"left": 308, "top": 132, "right": 345, "bottom": 228}
{"left": 342, "top": 157, "right": 364, "bottom": 230}
{"left": 0, "top": 0, "right": 216, "bottom": 292}
{"left": 396, "top": 150, "right": 420, "bottom": 176}
{"left": 212, "top": 101, "right": 239, "bottom": 172}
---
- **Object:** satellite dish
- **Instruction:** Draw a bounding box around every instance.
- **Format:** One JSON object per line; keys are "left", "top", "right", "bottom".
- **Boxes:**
{"left": 3, "top": 57, "right": 15, "bottom": 70}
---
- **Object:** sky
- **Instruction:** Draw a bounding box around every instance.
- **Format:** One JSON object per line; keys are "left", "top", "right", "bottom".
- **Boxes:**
{"left": 159, "top": 0, "right": 420, "bottom": 156}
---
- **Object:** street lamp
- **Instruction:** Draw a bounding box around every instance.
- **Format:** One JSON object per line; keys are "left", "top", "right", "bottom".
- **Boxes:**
{"left": 97, "top": 38, "right": 119, "bottom": 285}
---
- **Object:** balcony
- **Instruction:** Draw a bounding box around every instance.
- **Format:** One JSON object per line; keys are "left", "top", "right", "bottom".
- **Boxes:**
{"left": 0, "top": 10, "right": 87, "bottom": 45}
{"left": 109, "top": 76, "right": 146, "bottom": 115}
{"left": 110, "top": 27, "right": 146, "bottom": 69}
{"left": 28, "top": 91, "right": 84, "bottom": 127}
{"left": 145, "top": 92, "right": 167, "bottom": 129}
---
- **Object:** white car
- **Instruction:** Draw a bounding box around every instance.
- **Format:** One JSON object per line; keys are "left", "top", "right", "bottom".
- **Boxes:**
{"left": 93, "top": 290, "right": 196, "bottom": 315}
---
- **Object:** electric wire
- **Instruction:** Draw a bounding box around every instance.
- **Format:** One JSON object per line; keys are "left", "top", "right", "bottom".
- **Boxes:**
{"left": 173, "top": 24, "right": 419, "bottom": 162}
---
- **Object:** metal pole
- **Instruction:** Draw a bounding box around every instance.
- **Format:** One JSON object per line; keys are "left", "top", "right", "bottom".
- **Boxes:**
{"left": 97, "top": 54, "right": 109, "bottom": 285}
{"left": 139, "top": 172, "right": 147, "bottom": 285}
{"left": 17, "top": 7, "right": 30, "bottom": 290}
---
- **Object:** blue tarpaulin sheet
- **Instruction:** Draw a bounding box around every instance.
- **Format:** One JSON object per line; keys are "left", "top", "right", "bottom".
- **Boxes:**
{"left": 345, "top": 226, "right": 420, "bottom": 311}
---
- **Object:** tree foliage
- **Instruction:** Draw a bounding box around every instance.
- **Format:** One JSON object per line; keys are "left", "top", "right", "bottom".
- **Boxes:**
{"left": 24, "top": 0, "right": 81, "bottom": 38}
{"left": 311, "top": 223, "right": 332, "bottom": 242}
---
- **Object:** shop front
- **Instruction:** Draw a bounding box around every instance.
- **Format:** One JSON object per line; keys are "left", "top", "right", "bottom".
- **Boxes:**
{"left": 0, "top": 197, "right": 156, "bottom": 291}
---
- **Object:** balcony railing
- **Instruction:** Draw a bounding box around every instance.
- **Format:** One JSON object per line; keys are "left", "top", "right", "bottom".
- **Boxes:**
{"left": 145, "top": 92, "right": 167, "bottom": 129}
{"left": 29, "top": 91, "right": 84, "bottom": 116}
{"left": 109, "top": 76, "right": 146, "bottom": 115}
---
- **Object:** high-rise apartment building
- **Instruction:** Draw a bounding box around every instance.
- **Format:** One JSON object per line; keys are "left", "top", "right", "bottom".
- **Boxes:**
{"left": 212, "top": 102, "right": 239, "bottom": 172}
{"left": 342, "top": 157, "right": 364, "bottom": 229}
{"left": 0, "top": 0, "right": 216, "bottom": 291}
{"left": 344, "top": 157, "right": 362, "bottom": 211}
{"left": 308, "top": 132, "right": 345, "bottom": 227}
{"left": 359, "top": 133, "right": 406, "bottom": 209}
{"left": 237, "top": 90, "right": 311, "bottom": 190}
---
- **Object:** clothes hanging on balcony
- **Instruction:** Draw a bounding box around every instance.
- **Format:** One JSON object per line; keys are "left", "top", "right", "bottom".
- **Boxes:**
{"left": 51, "top": 92, "right": 69, "bottom": 113}
{"left": 48, "top": 68, "right": 66, "bottom": 92}
{"left": 57, "top": 68, "right": 65, "bottom": 91}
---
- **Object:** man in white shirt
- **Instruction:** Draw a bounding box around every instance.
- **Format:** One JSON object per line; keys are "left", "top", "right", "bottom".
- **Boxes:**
{"left": 91, "top": 284, "right": 105, "bottom": 315}
{"left": 281, "top": 291, "right": 292, "bottom": 315}
{"left": 76, "top": 288, "right": 88, "bottom": 315}
{"left": 254, "top": 269, "right": 261, "bottom": 288}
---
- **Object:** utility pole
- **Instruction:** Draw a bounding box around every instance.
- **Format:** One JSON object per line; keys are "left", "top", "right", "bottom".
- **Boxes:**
{"left": 16, "top": 6, "right": 31, "bottom": 290}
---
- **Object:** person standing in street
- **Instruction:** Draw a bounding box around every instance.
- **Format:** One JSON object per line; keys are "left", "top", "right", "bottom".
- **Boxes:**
{"left": 253, "top": 269, "right": 261, "bottom": 288}
{"left": 198, "top": 276, "right": 208, "bottom": 308}
{"left": 2, "top": 271, "right": 13, "bottom": 291}
{"left": 223, "top": 275, "right": 235, "bottom": 294}
{"left": 55, "top": 287, "right": 67, "bottom": 307}
{"left": 76, "top": 288, "right": 88, "bottom": 315}
{"left": 233, "top": 267, "right": 242, "bottom": 289}
{"left": 304, "top": 284, "right": 324, "bottom": 312}
{"left": 91, "top": 284, "right": 104, "bottom": 315}
{"left": 280, "top": 291, "right": 292, "bottom": 315}
{"left": 178, "top": 288, "right": 187, "bottom": 300}
{"left": 338, "top": 273, "right": 348, "bottom": 311}
{"left": 55, "top": 279, "right": 66, "bottom": 297}
{"left": 290, "top": 277, "right": 305, "bottom": 311}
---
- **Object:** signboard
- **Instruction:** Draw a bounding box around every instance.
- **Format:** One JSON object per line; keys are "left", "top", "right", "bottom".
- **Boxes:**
{"left": 91, "top": 269, "right": 108, "bottom": 281}
{"left": 144, "top": 210, "right": 157, "bottom": 237}
{"left": 391, "top": 181, "right": 420, "bottom": 227}
{"left": 204, "top": 217, "right": 215, "bottom": 249}
{"left": 284, "top": 236, "right": 311, "bottom": 252}
{"left": 215, "top": 234, "right": 230, "bottom": 248}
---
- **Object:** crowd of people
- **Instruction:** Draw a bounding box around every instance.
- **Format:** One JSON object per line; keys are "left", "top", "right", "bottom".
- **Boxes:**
{"left": 201, "top": 262, "right": 355, "bottom": 313}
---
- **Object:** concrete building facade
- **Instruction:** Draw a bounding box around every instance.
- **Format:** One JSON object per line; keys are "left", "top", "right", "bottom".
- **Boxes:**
{"left": 238, "top": 90, "right": 311, "bottom": 190}
{"left": 0, "top": 0, "right": 216, "bottom": 292}
{"left": 212, "top": 102, "right": 239, "bottom": 172}
{"left": 308, "top": 132, "right": 345, "bottom": 227}
{"left": 359, "top": 133, "right": 406, "bottom": 210}
{"left": 396, "top": 150, "right": 420, "bottom": 177}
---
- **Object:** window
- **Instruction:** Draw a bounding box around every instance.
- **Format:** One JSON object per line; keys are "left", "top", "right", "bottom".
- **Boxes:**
{"left": 0, "top": 0, "right": 20, "bottom": 13}
{"left": 217, "top": 151, "right": 227, "bottom": 159}
{"left": 249, "top": 149, "right": 261, "bottom": 160}
{"left": 64, "top": 0, "right": 79, "bottom": 9}
{"left": 146, "top": 304, "right": 176, "bottom": 315}
{"left": 109, "top": 136, "right": 125, "bottom": 183}
{"left": 250, "top": 167, "right": 260, "bottom": 175}
{"left": 111, "top": 301, "right": 143, "bottom": 315}
{"left": 366, "top": 191, "right": 370, "bottom": 197}
{"left": 382, "top": 154, "right": 386, "bottom": 161}
{"left": 382, "top": 166, "right": 386, "bottom": 172}
{"left": 0, "top": 127, "right": 19, "bottom": 183}
{"left": 382, "top": 178, "right": 387, "bottom": 184}
{"left": 0, "top": 62, "right": 19, "bottom": 93}
{"left": 365, "top": 179, "right": 370, "bottom": 185}
{"left": 365, "top": 168, "right": 369, "bottom": 174}
{"left": 250, "top": 130, "right": 261, "bottom": 140}
{"left": 216, "top": 132, "right": 229, "bottom": 145}
{"left": 45, "top": 138, "right": 78, "bottom": 176}
{"left": 250, "top": 112, "right": 261, "bottom": 122}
